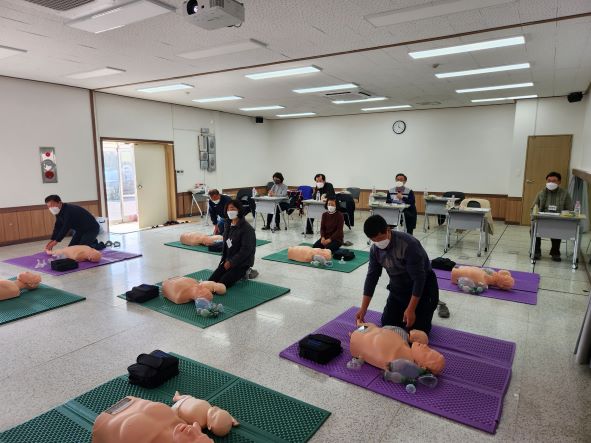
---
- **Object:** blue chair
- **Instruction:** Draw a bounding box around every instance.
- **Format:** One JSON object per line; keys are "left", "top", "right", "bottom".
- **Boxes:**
{"left": 298, "top": 185, "right": 313, "bottom": 200}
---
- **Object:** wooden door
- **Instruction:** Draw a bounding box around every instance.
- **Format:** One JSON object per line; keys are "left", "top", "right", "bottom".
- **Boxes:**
{"left": 521, "top": 135, "right": 572, "bottom": 225}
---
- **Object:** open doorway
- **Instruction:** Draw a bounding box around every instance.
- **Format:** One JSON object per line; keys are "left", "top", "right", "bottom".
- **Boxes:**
{"left": 101, "top": 139, "right": 177, "bottom": 233}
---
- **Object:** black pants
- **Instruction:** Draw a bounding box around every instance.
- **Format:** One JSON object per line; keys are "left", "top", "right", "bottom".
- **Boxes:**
{"left": 381, "top": 270, "right": 439, "bottom": 334}
{"left": 69, "top": 226, "right": 99, "bottom": 248}
{"left": 312, "top": 238, "right": 342, "bottom": 252}
{"left": 402, "top": 208, "right": 417, "bottom": 235}
{"left": 306, "top": 218, "right": 315, "bottom": 234}
{"left": 209, "top": 263, "right": 250, "bottom": 288}
{"left": 266, "top": 202, "right": 290, "bottom": 227}
{"left": 535, "top": 237, "right": 561, "bottom": 256}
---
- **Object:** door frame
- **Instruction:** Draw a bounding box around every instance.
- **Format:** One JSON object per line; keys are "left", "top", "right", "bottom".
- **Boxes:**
{"left": 99, "top": 137, "right": 177, "bottom": 224}
{"left": 520, "top": 134, "right": 572, "bottom": 225}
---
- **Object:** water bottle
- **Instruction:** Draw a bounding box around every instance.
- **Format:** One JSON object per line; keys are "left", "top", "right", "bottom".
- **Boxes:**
{"left": 424, "top": 189, "right": 428, "bottom": 200}
{"left": 252, "top": 187, "right": 257, "bottom": 198}
{"left": 316, "top": 191, "right": 321, "bottom": 201}
{"left": 574, "top": 200, "right": 581, "bottom": 216}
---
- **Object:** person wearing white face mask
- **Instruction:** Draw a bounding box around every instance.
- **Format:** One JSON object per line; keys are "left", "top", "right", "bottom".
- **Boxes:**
{"left": 44, "top": 194, "right": 102, "bottom": 252}
{"left": 208, "top": 199, "right": 257, "bottom": 288}
{"left": 355, "top": 215, "right": 439, "bottom": 335}
{"left": 532, "top": 171, "right": 574, "bottom": 261}
{"left": 304, "top": 173, "right": 336, "bottom": 235}
{"left": 387, "top": 173, "right": 417, "bottom": 235}
{"left": 312, "top": 198, "right": 345, "bottom": 252}
{"left": 208, "top": 189, "right": 231, "bottom": 235}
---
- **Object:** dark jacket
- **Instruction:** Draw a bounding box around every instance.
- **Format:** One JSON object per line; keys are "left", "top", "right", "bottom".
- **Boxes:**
{"left": 208, "top": 194, "right": 232, "bottom": 225}
{"left": 312, "top": 182, "right": 336, "bottom": 200}
{"left": 221, "top": 218, "right": 256, "bottom": 268}
{"left": 51, "top": 203, "right": 99, "bottom": 242}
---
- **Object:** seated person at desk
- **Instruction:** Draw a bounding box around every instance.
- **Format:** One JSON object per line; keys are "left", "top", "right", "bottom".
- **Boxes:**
{"left": 304, "top": 173, "right": 336, "bottom": 235}
{"left": 356, "top": 215, "right": 440, "bottom": 334}
{"left": 208, "top": 189, "right": 231, "bottom": 235}
{"left": 44, "top": 194, "right": 103, "bottom": 251}
{"left": 312, "top": 198, "right": 345, "bottom": 252}
{"left": 263, "top": 172, "right": 290, "bottom": 230}
{"left": 209, "top": 200, "right": 257, "bottom": 287}
{"left": 532, "top": 171, "right": 574, "bottom": 262}
{"left": 386, "top": 173, "right": 417, "bottom": 235}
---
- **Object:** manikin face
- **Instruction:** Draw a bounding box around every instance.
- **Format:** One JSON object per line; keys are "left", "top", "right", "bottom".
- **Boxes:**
{"left": 172, "top": 422, "right": 211, "bottom": 443}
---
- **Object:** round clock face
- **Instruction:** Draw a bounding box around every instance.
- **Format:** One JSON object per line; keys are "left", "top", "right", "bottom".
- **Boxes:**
{"left": 392, "top": 120, "right": 406, "bottom": 134}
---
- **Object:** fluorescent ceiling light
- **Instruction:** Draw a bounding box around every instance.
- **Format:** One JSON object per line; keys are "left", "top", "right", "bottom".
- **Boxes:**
{"left": 0, "top": 45, "right": 27, "bottom": 59}
{"left": 240, "top": 105, "right": 285, "bottom": 111}
{"left": 67, "top": 67, "right": 126, "bottom": 79}
{"left": 276, "top": 112, "right": 317, "bottom": 118}
{"left": 193, "top": 96, "right": 243, "bottom": 103}
{"left": 456, "top": 82, "right": 533, "bottom": 93}
{"left": 471, "top": 94, "right": 538, "bottom": 103}
{"left": 332, "top": 97, "right": 387, "bottom": 104}
{"left": 178, "top": 39, "right": 266, "bottom": 59}
{"left": 245, "top": 66, "right": 321, "bottom": 80}
{"left": 409, "top": 36, "right": 525, "bottom": 59}
{"left": 293, "top": 83, "right": 358, "bottom": 94}
{"left": 362, "top": 105, "right": 412, "bottom": 111}
{"left": 67, "top": 0, "right": 175, "bottom": 34}
{"left": 366, "top": 0, "right": 514, "bottom": 27}
{"left": 436, "top": 63, "right": 530, "bottom": 78}
{"left": 137, "top": 83, "right": 193, "bottom": 93}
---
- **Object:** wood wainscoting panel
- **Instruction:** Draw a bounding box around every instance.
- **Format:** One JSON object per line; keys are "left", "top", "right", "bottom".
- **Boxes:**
{"left": 30, "top": 209, "right": 50, "bottom": 237}
{"left": 1, "top": 212, "right": 20, "bottom": 242}
{"left": 16, "top": 211, "right": 33, "bottom": 239}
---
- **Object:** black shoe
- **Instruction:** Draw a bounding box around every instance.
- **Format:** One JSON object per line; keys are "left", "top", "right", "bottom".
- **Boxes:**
{"left": 274, "top": 225, "right": 280, "bottom": 230}
{"left": 551, "top": 255, "right": 562, "bottom": 262}
{"left": 533, "top": 251, "right": 541, "bottom": 260}
{"left": 262, "top": 226, "right": 270, "bottom": 230}
{"left": 438, "top": 303, "right": 450, "bottom": 319}
{"left": 94, "top": 241, "right": 107, "bottom": 251}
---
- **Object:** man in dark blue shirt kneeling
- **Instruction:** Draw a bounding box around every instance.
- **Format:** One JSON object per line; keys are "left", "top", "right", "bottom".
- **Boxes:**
{"left": 356, "top": 215, "right": 439, "bottom": 334}
{"left": 44, "top": 195, "right": 101, "bottom": 251}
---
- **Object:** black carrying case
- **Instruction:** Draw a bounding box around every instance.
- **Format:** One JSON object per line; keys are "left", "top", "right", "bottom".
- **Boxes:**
{"left": 50, "top": 258, "right": 79, "bottom": 271}
{"left": 125, "top": 284, "right": 160, "bottom": 303}
{"left": 208, "top": 242, "right": 224, "bottom": 253}
{"left": 333, "top": 249, "right": 355, "bottom": 261}
{"left": 431, "top": 257, "right": 457, "bottom": 271}
{"left": 298, "top": 334, "right": 342, "bottom": 364}
{"left": 128, "top": 350, "right": 179, "bottom": 388}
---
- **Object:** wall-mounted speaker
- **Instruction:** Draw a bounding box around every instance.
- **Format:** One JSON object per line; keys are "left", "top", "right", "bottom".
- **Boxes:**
{"left": 255, "top": 116, "right": 264, "bottom": 123}
{"left": 567, "top": 92, "right": 583, "bottom": 103}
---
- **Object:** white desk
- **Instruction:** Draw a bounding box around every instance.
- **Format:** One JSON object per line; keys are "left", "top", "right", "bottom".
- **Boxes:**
{"left": 370, "top": 203, "right": 409, "bottom": 230}
{"left": 423, "top": 197, "right": 459, "bottom": 232}
{"left": 302, "top": 199, "right": 326, "bottom": 235}
{"left": 530, "top": 212, "right": 585, "bottom": 269}
{"left": 189, "top": 190, "right": 209, "bottom": 222}
{"left": 253, "top": 196, "right": 289, "bottom": 231}
{"left": 445, "top": 207, "right": 490, "bottom": 257}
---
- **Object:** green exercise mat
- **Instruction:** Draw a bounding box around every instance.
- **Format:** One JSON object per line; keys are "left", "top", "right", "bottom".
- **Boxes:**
{"left": 262, "top": 243, "right": 369, "bottom": 273}
{"left": 0, "top": 354, "right": 330, "bottom": 443}
{"left": 0, "top": 282, "right": 85, "bottom": 326}
{"left": 118, "top": 269, "right": 290, "bottom": 328}
{"left": 164, "top": 239, "right": 271, "bottom": 255}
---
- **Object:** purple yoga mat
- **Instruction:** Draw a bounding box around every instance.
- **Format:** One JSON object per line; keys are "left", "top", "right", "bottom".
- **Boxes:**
{"left": 3, "top": 249, "right": 142, "bottom": 276}
{"left": 436, "top": 278, "right": 537, "bottom": 305}
{"left": 434, "top": 265, "right": 540, "bottom": 293}
{"left": 280, "top": 307, "right": 516, "bottom": 434}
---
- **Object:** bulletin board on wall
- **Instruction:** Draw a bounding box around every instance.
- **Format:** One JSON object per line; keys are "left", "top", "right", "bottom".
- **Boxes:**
{"left": 198, "top": 132, "right": 216, "bottom": 172}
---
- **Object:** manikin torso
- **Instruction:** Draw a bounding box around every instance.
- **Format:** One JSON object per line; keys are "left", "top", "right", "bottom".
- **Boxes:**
{"left": 162, "top": 278, "right": 226, "bottom": 304}
{"left": 47, "top": 245, "right": 101, "bottom": 262}
{"left": 287, "top": 246, "right": 332, "bottom": 262}
{"left": 180, "top": 233, "right": 222, "bottom": 246}
{"left": 0, "top": 272, "right": 42, "bottom": 301}
{"left": 450, "top": 266, "right": 514, "bottom": 290}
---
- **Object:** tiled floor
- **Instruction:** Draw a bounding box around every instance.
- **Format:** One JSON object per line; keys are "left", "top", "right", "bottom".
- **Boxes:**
{"left": 0, "top": 212, "right": 590, "bottom": 442}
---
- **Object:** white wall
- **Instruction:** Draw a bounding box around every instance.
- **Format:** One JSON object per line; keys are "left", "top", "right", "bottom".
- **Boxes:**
{"left": 579, "top": 95, "right": 591, "bottom": 172}
{"left": 0, "top": 77, "right": 96, "bottom": 207}
{"left": 269, "top": 105, "right": 516, "bottom": 195}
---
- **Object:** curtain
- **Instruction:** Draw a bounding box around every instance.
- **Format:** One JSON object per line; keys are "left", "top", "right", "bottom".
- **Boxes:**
{"left": 568, "top": 176, "right": 589, "bottom": 232}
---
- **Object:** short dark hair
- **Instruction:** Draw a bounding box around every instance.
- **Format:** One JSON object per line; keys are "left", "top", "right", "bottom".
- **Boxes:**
{"left": 273, "top": 172, "right": 284, "bottom": 182}
{"left": 546, "top": 171, "right": 561, "bottom": 181}
{"left": 225, "top": 199, "right": 245, "bottom": 218}
{"left": 44, "top": 195, "right": 61, "bottom": 204}
{"left": 395, "top": 173, "right": 407, "bottom": 181}
{"left": 208, "top": 189, "right": 220, "bottom": 197}
{"left": 314, "top": 173, "right": 326, "bottom": 181}
{"left": 364, "top": 215, "right": 388, "bottom": 238}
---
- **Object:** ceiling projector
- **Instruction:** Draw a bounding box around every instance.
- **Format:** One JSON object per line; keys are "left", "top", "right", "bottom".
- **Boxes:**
{"left": 181, "top": 0, "right": 244, "bottom": 30}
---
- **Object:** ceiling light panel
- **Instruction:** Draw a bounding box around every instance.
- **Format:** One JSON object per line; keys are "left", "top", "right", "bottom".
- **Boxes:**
{"left": 293, "top": 83, "right": 358, "bottom": 94}
{"left": 436, "top": 63, "right": 530, "bottom": 78}
{"left": 332, "top": 97, "right": 387, "bottom": 104}
{"left": 67, "top": 67, "right": 126, "bottom": 79}
{"left": 240, "top": 105, "right": 285, "bottom": 111}
{"left": 178, "top": 39, "right": 266, "bottom": 59}
{"left": 409, "top": 36, "right": 525, "bottom": 59}
{"left": 0, "top": 45, "right": 27, "bottom": 59}
{"left": 193, "top": 96, "right": 243, "bottom": 103}
{"left": 361, "top": 105, "right": 412, "bottom": 111}
{"left": 245, "top": 66, "right": 321, "bottom": 80}
{"left": 277, "top": 113, "right": 317, "bottom": 118}
{"left": 67, "top": 0, "right": 175, "bottom": 34}
{"left": 137, "top": 83, "right": 193, "bottom": 93}
{"left": 456, "top": 82, "right": 533, "bottom": 93}
{"left": 471, "top": 94, "right": 538, "bottom": 103}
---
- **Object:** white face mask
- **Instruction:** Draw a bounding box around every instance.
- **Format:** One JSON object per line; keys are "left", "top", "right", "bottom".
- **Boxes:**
{"left": 316, "top": 182, "right": 325, "bottom": 189}
{"left": 374, "top": 238, "right": 390, "bottom": 249}
{"left": 227, "top": 210, "right": 238, "bottom": 220}
{"left": 327, "top": 205, "right": 336, "bottom": 213}
{"left": 395, "top": 181, "right": 404, "bottom": 188}
{"left": 49, "top": 206, "right": 60, "bottom": 215}
{"left": 546, "top": 182, "right": 558, "bottom": 191}
{"left": 211, "top": 199, "right": 220, "bottom": 205}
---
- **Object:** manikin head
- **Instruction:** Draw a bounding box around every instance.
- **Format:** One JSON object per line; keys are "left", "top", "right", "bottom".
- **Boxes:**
{"left": 208, "top": 189, "right": 221, "bottom": 205}
{"left": 493, "top": 269, "right": 515, "bottom": 290}
{"left": 206, "top": 407, "right": 239, "bottom": 436}
{"left": 545, "top": 171, "right": 561, "bottom": 191}
{"left": 314, "top": 173, "right": 326, "bottom": 188}
{"left": 272, "top": 172, "right": 284, "bottom": 185}
{"left": 44, "top": 194, "right": 63, "bottom": 215}
{"left": 411, "top": 342, "right": 445, "bottom": 375}
{"left": 17, "top": 272, "right": 42, "bottom": 289}
{"left": 364, "top": 215, "right": 391, "bottom": 250}
{"left": 395, "top": 173, "right": 407, "bottom": 189}
{"left": 172, "top": 422, "right": 213, "bottom": 443}
{"left": 87, "top": 248, "right": 102, "bottom": 262}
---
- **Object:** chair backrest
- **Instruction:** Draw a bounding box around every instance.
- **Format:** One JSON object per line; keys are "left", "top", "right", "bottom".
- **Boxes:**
{"left": 298, "top": 185, "right": 314, "bottom": 200}
{"left": 287, "top": 190, "right": 302, "bottom": 208}
{"left": 466, "top": 200, "right": 481, "bottom": 208}
{"left": 442, "top": 191, "right": 465, "bottom": 205}
{"left": 346, "top": 187, "right": 361, "bottom": 200}
{"left": 236, "top": 188, "right": 252, "bottom": 204}
{"left": 266, "top": 181, "right": 274, "bottom": 191}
